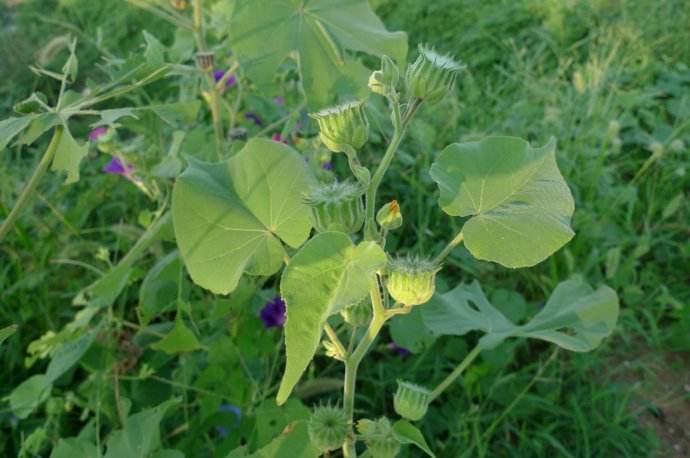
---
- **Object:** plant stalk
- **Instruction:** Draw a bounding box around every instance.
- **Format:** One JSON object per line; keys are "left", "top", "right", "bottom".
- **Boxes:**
{"left": 0, "top": 126, "right": 64, "bottom": 243}
{"left": 433, "top": 230, "right": 464, "bottom": 265}
{"left": 363, "top": 97, "right": 422, "bottom": 240}
{"left": 429, "top": 344, "right": 481, "bottom": 401}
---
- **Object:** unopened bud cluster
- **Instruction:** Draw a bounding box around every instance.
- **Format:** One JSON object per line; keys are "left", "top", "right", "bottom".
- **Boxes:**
{"left": 305, "top": 181, "right": 365, "bottom": 234}
{"left": 309, "top": 100, "right": 369, "bottom": 153}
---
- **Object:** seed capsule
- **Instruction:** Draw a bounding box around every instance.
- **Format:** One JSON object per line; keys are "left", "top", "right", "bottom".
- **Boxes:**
{"left": 357, "top": 418, "right": 401, "bottom": 458}
{"left": 393, "top": 380, "right": 431, "bottom": 421}
{"left": 309, "top": 100, "right": 369, "bottom": 153}
{"left": 385, "top": 257, "right": 440, "bottom": 306}
{"left": 406, "top": 44, "right": 464, "bottom": 104}
{"left": 308, "top": 405, "right": 348, "bottom": 452}
{"left": 305, "top": 181, "right": 365, "bottom": 234}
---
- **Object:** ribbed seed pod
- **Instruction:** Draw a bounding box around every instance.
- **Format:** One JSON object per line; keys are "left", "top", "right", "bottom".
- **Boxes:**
{"left": 309, "top": 100, "right": 369, "bottom": 153}
{"left": 393, "top": 380, "right": 431, "bottom": 421}
{"left": 340, "top": 299, "right": 372, "bottom": 327}
{"left": 406, "top": 44, "right": 464, "bottom": 104}
{"left": 357, "top": 418, "right": 401, "bottom": 458}
{"left": 385, "top": 256, "right": 440, "bottom": 306}
{"left": 305, "top": 181, "right": 365, "bottom": 234}
{"left": 308, "top": 405, "right": 348, "bottom": 452}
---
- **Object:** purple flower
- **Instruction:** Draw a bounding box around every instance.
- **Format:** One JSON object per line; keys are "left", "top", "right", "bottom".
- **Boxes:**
{"left": 321, "top": 161, "right": 333, "bottom": 170}
{"left": 274, "top": 96, "right": 285, "bottom": 106}
{"left": 260, "top": 297, "right": 286, "bottom": 328}
{"left": 216, "top": 403, "right": 242, "bottom": 438}
{"left": 244, "top": 112, "right": 263, "bottom": 126}
{"left": 213, "top": 70, "right": 236, "bottom": 88}
{"left": 387, "top": 341, "right": 411, "bottom": 357}
{"left": 89, "top": 126, "right": 108, "bottom": 142}
{"left": 102, "top": 157, "right": 134, "bottom": 177}
{"left": 272, "top": 133, "right": 288, "bottom": 144}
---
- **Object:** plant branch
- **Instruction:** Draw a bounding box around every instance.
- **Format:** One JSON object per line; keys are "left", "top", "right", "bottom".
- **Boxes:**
{"left": 0, "top": 126, "right": 64, "bottom": 243}
{"left": 429, "top": 343, "right": 481, "bottom": 401}
{"left": 433, "top": 230, "right": 464, "bottom": 265}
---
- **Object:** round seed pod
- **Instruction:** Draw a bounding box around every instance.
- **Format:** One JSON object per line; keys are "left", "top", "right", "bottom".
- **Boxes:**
{"left": 385, "top": 257, "right": 440, "bottom": 306}
{"left": 393, "top": 380, "right": 431, "bottom": 421}
{"left": 357, "top": 418, "right": 401, "bottom": 458}
{"left": 340, "top": 299, "right": 372, "bottom": 327}
{"left": 305, "top": 181, "right": 365, "bottom": 234}
{"left": 406, "top": 44, "right": 464, "bottom": 104}
{"left": 308, "top": 404, "right": 348, "bottom": 452}
{"left": 309, "top": 100, "right": 369, "bottom": 153}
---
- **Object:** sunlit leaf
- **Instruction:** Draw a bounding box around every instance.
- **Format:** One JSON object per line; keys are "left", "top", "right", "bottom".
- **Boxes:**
{"left": 9, "top": 374, "right": 52, "bottom": 419}
{"left": 45, "top": 330, "right": 96, "bottom": 382}
{"left": 150, "top": 316, "right": 201, "bottom": 355}
{"left": 0, "top": 116, "right": 34, "bottom": 150}
{"left": 52, "top": 125, "right": 88, "bottom": 185}
{"left": 172, "top": 138, "right": 313, "bottom": 295}
{"left": 422, "top": 278, "right": 619, "bottom": 351}
{"left": 228, "top": 0, "right": 407, "bottom": 108}
{"left": 277, "top": 232, "right": 386, "bottom": 405}
{"left": 430, "top": 136, "right": 574, "bottom": 267}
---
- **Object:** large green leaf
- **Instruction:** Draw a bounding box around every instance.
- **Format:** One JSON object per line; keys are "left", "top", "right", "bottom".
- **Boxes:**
{"left": 277, "top": 232, "right": 386, "bottom": 405}
{"left": 172, "top": 138, "right": 313, "bottom": 295}
{"left": 422, "top": 278, "right": 619, "bottom": 352}
{"left": 430, "top": 136, "right": 574, "bottom": 268}
{"left": 228, "top": 0, "right": 407, "bottom": 108}
{"left": 0, "top": 116, "right": 33, "bottom": 151}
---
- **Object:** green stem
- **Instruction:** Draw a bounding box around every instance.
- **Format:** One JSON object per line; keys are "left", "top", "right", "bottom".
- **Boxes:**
{"left": 342, "top": 277, "right": 387, "bottom": 457}
{"left": 433, "top": 230, "right": 464, "bottom": 265}
{"left": 363, "top": 98, "right": 422, "bottom": 240}
{"left": 0, "top": 126, "right": 63, "bottom": 243}
{"left": 429, "top": 344, "right": 481, "bottom": 401}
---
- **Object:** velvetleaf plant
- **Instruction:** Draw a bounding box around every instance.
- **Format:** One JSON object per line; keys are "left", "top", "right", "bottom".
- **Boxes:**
{"left": 171, "top": 42, "right": 620, "bottom": 457}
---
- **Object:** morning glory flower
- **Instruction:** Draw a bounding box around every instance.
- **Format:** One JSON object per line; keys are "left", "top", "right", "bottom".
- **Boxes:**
{"left": 260, "top": 297, "right": 286, "bottom": 328}
{"left": 89, "top": 126, "right": 109, "bottom": 142}
{"left": 216, "top": 403, "right": 242, "bottom": 438}
{"left": 271, "top": 133, "right": 288, "bottom": 144}
{"left": 102, "top": 157, "right": 134, "bottom": 177}
{"left": 274, "top": 95, "right": 285, "bottom": 106}
{"left": 213, "top": 70, "right": 236, "bottom": 88}
{"left": 244, "top": 112, "right": 263, "bottom": 126}
{"left": 387, "top": 341, "right": 411, "bottom": 357}
{"left": 322, "top": 161, "right": 333, "bottom": 170}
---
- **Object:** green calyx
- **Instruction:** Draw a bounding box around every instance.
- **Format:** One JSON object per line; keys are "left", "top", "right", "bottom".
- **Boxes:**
{"left": 305, "top": 181, "right": 365, "bottom": 234}
{"left": 357, "top": 418, "right": 401, "bottom": 458}
{"left": 308, "top": 404, "right": 348, "bottom": 452}
{"left": 385, "top": 256, "right": 440, "bottom": 306}
{"left": 393, "top": 380, "right": 431, "bottom": 421}
{"left": 340, "top": 298, "right": 373, "bottom": 327}
{"left": 309, "top": 100, "right": 369, "bottom": 153}
{"left": 406, "top": 44, "right": 464, "bottom": 104}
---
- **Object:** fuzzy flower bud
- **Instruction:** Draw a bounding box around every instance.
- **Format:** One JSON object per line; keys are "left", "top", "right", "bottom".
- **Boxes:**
{"left": 369, "top": 55, "right": 400, "bottom": 96}
{"left": 340, "top": 299, "right": 372, "bottom": 327}
{"left": 393, "top": 380, "right": 431, "bottom": 421}
{"left": 308, "top": 405, "right": 348, "bottom": 452}
{"left": 376, "top": 200, "right": 403, "bottom": 231}
{"left": 406, "top": 44, "right": 464, "bottom": 104}
{"left": 385, "top": 257, "right": 440, "bottom": 306}
{"left": 357, "top": 418, "right": 401, "bottom": 458}
{"left": 309, "top": 100, "right": 369, "bottom": 153}
{"left": 305, "top": 181, "right": 365, "bottom": 234}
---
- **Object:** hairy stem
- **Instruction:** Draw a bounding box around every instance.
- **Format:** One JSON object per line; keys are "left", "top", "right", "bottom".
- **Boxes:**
{"left": 429, "top": 344, "right": 481, "bottom": 401}
{"left": 433, "top": 230, "right": 464, "bottom": 265}
{"left": 363, "top": 97, "right": 422, "bottom": 240}
{"left": 0, "top": 126, "right": 64, "bottom": 243}
{"left": 342, "top": 276, "right": 387, "bottom": 457}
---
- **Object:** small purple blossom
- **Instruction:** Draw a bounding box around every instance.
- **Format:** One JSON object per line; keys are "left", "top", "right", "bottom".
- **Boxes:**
{"left": 216, "top": 403, "right": 242, "bottom": 438}
{"left": 213, "top": 70, "right": 237, "bottom": 88}
{"left": 387, "top": 341, "right": 411, "bottom": 357}
{"left": 244, "top": 112, "right": 263, "bottom": 126}
{"left": 89, "top": 126, "right": 108, "bottom": 142}
{"left": 102, "top": 157, "right": 134, "bottom": 177}
{"left": 321, "top": 161, "right": 333, "bottom": 170}
{"left": 272, "top": 133, "right": 288, "bottom": 144}
{"left": 274, "top": 95, "right": 285, "bottom": 106}
{"left": 260, "top": 297, "right": 286, "bottom": 328}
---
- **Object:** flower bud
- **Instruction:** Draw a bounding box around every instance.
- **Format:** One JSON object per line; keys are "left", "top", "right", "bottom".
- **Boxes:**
{"left": 376, "top": 200, "right": 402, "bottom": 231}
{"left": 393, "top": 380, "right": 431, "bottom": 421}
{"left": 340, "top": 299, "right": 372, "bottom": 327}
{"left": 369, "top": 55, "right": 400, "bottom": 96}
{"left": 305, "top": 181, "right": 365, "bottom": 234}
{"left": 323, "top": 339, "right": 345, "bottom": 361}
{"left": 406, "top": 44, "right": 464, "bottom": 104}
{"left": 309, "top": 100, "right": 369, "bottom": 153}
{"left": 308, "top": 405, "right": 348, "bottom": 452}
{"left": 385, "top": 257, "right": 440, "bottom": 306}
{"left": 357, "top": 418, "right": 401, "bottom": 458}
{"left": 195, "top": 52, "right": 215, "bottom": 71}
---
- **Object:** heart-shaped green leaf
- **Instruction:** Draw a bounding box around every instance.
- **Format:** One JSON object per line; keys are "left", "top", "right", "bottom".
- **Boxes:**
{"left": 422, "top": 278, "right": 619, "bottom": 352}
{"left": 228, "top": 0, "right": 407, "bottom": 108}
{"left": 172, "top": 138, "right": 313, "bottom": 295}
{"left": 277, "top": 232, "right": 387, "bottom": 405}
{"left": 430, "top": 136, "right": 574, "bottom": 268}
